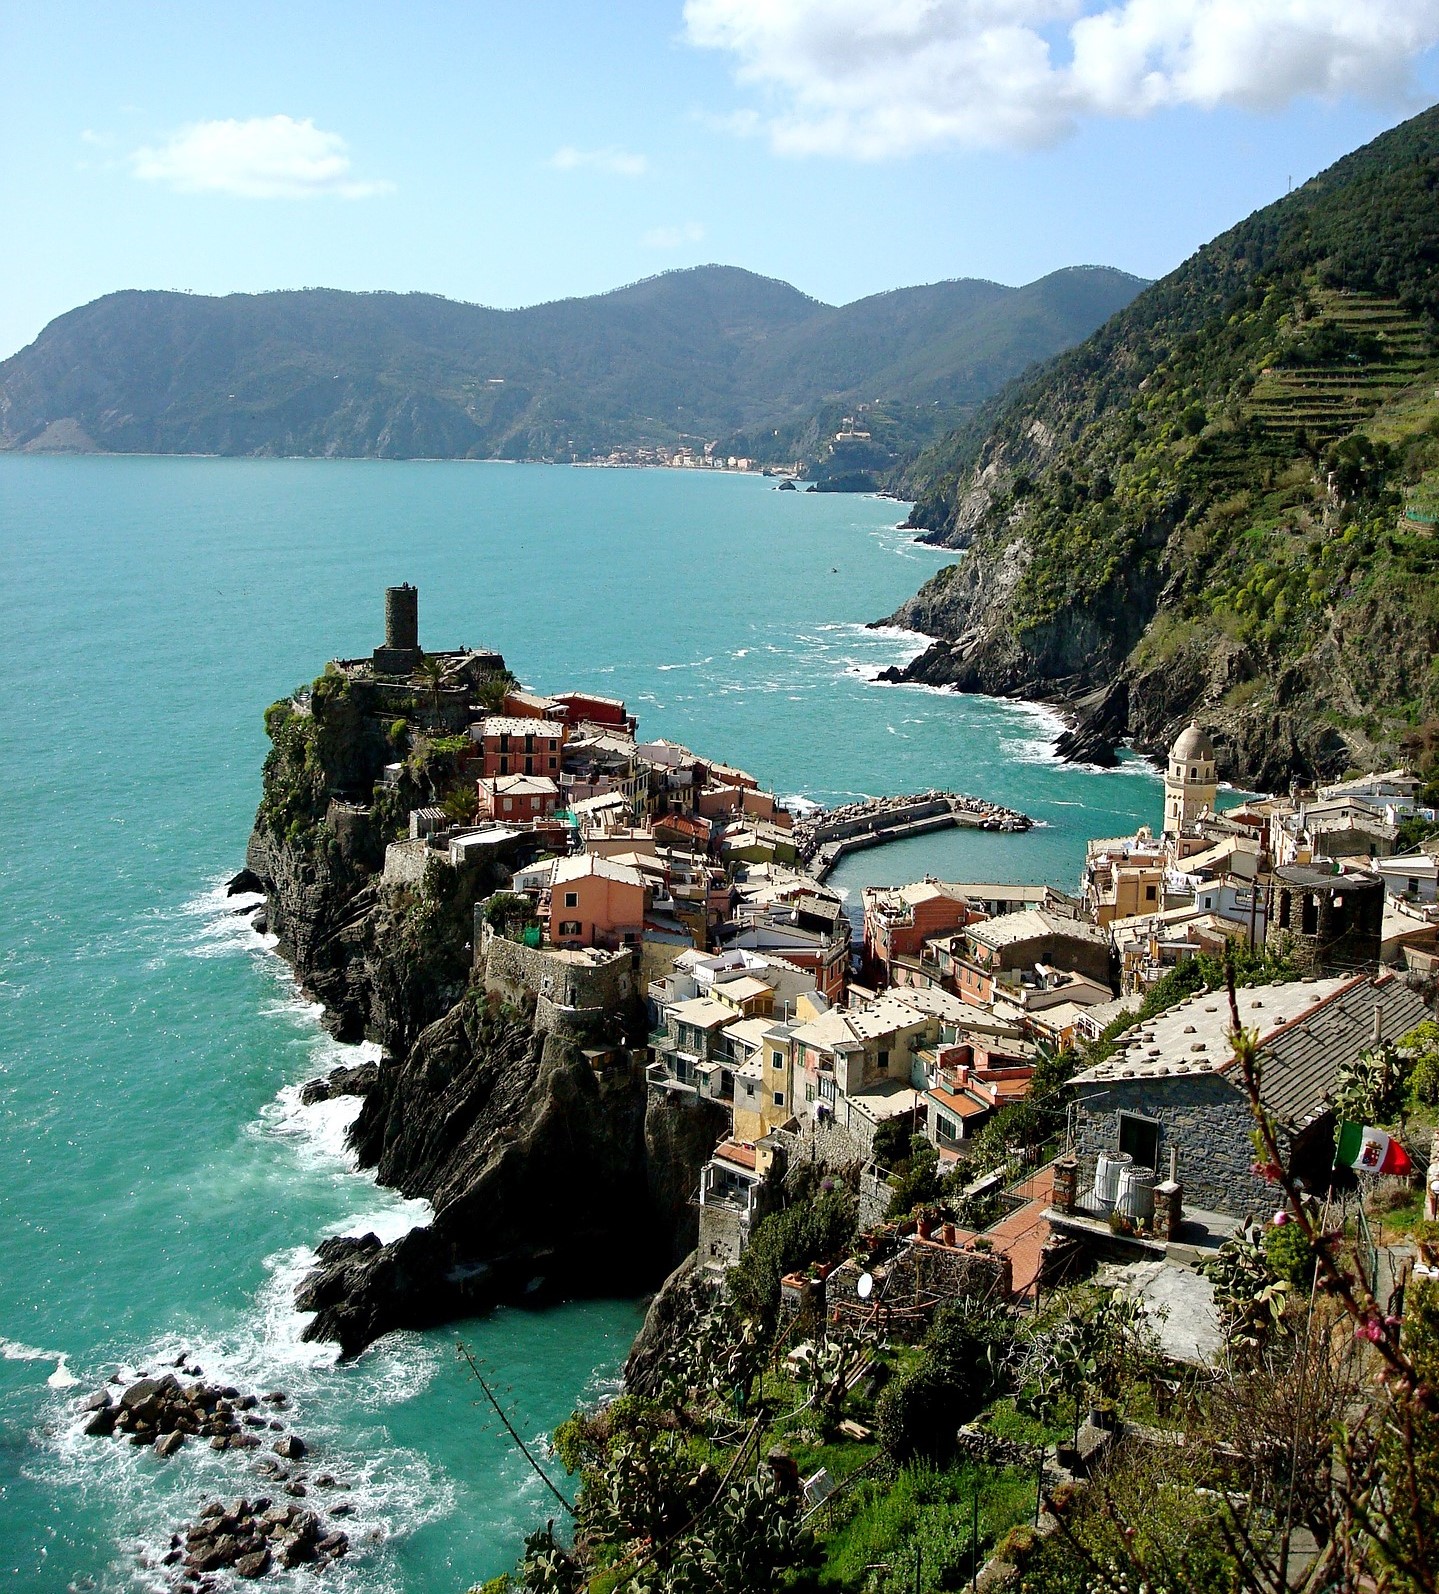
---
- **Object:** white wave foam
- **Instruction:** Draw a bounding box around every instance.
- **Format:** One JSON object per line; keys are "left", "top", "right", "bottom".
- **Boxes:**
{"left": 2, "top": 1337, "right": 55, "bottom": 1362}
{"left": 47, "top": 1354, "right": 78, "bottom": 1389}
{"left": 3, "top": 1338, "right": 77, "bottom": 1389}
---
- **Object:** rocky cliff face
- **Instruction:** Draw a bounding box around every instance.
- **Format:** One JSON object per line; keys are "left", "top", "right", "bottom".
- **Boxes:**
{"left": 878, "top": 108, "right": 1439, "bottom": 791}
{"left": 294, "top": 991, "right": 665, "bottom": 1356}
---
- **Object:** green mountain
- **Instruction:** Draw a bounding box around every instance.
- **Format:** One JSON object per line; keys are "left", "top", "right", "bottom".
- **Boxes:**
{"left": 886, "top": 106, "right": 1439, "bottom": 792}
{"left": 0, "top": 265, "right": 1143, "bottom": 473}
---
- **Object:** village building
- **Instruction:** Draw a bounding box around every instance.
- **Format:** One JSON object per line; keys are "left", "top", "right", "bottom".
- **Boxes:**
{"left": 722, "top": 893, "right": 851, "bottom": 1004}
{"left": 476, "top": 773, "right": 559, "bottom": 823}
{"left": 472, "top": 716, "right": 565, "bottom": 779}
{"left": 952, "top": 909, "right": 1112, "bottom": 1007}
{"left": 544, "top": 853, "right": 647, "bottom": 950}
{"left": 696, "top": 1137, "right": 785, "bottom": 1271}
{"left": 1063, "top": 972, "right": 1427, "bottom": 1219}
{"left": 861, "top": 880, "right": 975, "bottom": 984}
{"left": 1266, "top": 863, "right": 1385, "bottom": 973}
{"left": 1370, "top": 846, "right": 1439, "bottom": 904}
{"left": 1162, "top": 721, "right": 1218, "bottom": 837}
{"left": 1084, "top": 828, "right": 1172, "bottom": 925}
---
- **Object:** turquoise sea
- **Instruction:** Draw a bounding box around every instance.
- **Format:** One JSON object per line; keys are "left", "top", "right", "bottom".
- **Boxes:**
{"left": 0, "top": 458, "right": 1165, "bottom": 1593}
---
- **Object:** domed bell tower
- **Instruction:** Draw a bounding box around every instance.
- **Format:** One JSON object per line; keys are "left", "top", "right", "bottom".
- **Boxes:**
{"left": 1163, "top": 721, "right": 1217, "bottom": 837}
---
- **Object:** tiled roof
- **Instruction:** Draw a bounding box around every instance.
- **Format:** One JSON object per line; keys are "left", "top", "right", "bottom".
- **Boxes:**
{"left": 968, "top": 909, "right": 1107, "bottom": 951}
{"left": 1254, "top": 974, "right": 1428, "bottom": 1127}
{"left": 477, "top": 716, "right": 564, "bottom": 737}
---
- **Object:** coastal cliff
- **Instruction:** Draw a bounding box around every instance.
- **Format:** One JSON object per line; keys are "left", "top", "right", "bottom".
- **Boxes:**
{"left": 245, "top": 662, "right": 722, "bottom": 1356}
{"left": 882, "top": 105, "right": 1439, "bottom": 792}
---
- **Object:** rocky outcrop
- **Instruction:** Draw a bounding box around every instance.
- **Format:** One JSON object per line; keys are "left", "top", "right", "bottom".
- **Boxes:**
{"left": 292, "top": 981, "right": 690, "bottom": 1357}
{"left": 245, "top": 821, "right": 490, "bottom": 1052}
{"left": 299, "top": 1061, "right": 380, "bottom": 1106}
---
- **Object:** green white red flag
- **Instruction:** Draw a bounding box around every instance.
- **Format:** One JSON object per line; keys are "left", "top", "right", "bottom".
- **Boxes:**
{"left": 1336, "top": 1121, "right": 1413, "bottom": 1176}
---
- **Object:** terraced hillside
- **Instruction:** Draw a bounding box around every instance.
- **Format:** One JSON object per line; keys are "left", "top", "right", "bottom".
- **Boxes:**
{"left": 887, "top": 104, "right": 1439, "bottom": 791}
{"left": 1247, "top": 290, "right": 1434, "bottom": 444}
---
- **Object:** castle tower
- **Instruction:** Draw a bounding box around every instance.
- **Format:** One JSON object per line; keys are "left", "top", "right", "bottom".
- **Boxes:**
{"left": 372, "top": 583, "right": 423, "bottom": 675}
{"left": 385, "top": 583, "right": 418, "bottom": 653}
{"left": 1163, "top": 721, "right": 1217, "bottom": 836}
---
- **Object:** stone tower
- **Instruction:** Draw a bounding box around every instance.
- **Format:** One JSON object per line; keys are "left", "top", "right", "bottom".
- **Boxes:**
{"left": 372, "top": 583, "right": 423, "bottom": 675}
{"left": 1163, "top": 721, "right": 1217, "bottom": 836}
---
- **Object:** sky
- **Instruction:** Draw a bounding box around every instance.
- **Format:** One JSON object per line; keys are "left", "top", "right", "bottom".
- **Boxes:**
{"left": 3, "top": 1, "right": 1439, "bottom": 360}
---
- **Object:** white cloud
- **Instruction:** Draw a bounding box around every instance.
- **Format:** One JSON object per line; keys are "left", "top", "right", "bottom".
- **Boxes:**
{"left": 549, "top": 145, "right": 649, "bottom": 176}
{"left": 130, "top": 115, "right": 393, "bottom": 198}
{"left": 642, "top": 222, "right": 706, "bottom": 248}
{"left": 683, "top": 0, "right": 1439, "bottom": 156}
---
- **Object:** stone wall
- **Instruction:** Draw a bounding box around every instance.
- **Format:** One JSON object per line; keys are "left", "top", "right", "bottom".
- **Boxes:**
{"left": 384, "top": 838, "right": 432, "bottom": 886}
{"left": 1072, "top": 1072, "right": 1279, "bottom": 1217}
{"left": 479, "top": 928, "right": 635, "bottom": 1024}
{"left": 698, "top": 1201, "right": 746, "bottom": 1271}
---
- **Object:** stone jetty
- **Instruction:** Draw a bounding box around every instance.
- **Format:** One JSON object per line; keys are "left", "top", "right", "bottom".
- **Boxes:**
{"left": 794, "top": 790, "right": 1032, "bottom": 881}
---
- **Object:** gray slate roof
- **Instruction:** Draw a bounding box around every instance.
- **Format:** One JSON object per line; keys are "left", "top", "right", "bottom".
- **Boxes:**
{"left": 1256, "top": 974, "right": 1428, "bottom": 1128}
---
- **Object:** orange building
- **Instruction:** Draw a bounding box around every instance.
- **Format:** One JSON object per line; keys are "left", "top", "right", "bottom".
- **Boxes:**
{"left": 547, "top": 854, "right": 648, "bottom": 949}
{"left": 474, "top": 716, "right": 564, "bottom": 779}
{"left": 478, "top": 773, "right": 560, "bottom": 823}
{"left": 862, "top": 881, "right": 975, "bottom": 983}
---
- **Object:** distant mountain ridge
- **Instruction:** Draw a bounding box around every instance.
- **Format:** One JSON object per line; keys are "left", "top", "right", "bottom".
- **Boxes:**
{"left": 0, "top": 265, "right": 1145, "bottom": 469}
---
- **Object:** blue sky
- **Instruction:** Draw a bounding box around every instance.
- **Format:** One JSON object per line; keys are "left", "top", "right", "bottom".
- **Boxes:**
{"left": 3, "top": 1, "right": 1439, "bottom": 359}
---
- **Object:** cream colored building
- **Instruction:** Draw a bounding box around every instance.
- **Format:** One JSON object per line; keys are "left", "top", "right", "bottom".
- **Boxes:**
{"left": 1163, "top": 721, "right": 1218, "bottom": 837}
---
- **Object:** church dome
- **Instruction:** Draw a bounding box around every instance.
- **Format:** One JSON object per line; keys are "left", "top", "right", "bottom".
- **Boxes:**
{"left": 1171, "top": 721, "right": 1214, "bottom": 763}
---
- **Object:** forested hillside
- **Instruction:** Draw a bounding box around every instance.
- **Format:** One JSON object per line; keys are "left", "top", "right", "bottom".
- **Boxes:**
{"left": 887, "top": 106, "right": 1439, "bottom": 791}
{"left": 0, "top": 265, "right": 1141, "bottom": 472}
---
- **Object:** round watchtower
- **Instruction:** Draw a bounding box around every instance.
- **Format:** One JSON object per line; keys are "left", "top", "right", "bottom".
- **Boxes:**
{"left": 385, "top": 584, "right": 419, "bottom": 652}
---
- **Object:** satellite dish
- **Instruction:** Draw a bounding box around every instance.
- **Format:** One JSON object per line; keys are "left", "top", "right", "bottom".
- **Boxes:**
{"left": 857, "top": 1272, "right": 873, "bottom": 1300}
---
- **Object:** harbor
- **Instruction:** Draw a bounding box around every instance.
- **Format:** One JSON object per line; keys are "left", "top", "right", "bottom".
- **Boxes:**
{"left": 795, "top": 790, "right": 1033, "bottom": 882}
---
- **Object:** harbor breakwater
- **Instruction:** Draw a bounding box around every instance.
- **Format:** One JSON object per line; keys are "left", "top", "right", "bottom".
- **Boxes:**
{"left": 795, "top": 791, "right": 1032, "bottom": 882}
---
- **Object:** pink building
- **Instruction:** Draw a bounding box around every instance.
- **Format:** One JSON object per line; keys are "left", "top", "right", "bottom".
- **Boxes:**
{"left": 473, "top": 717, "right": 564, "bottom": 779}
{"left": 478, "top": 774, "right": 560, "bottom": 823}
{"left": 547, "top": 854, "right": 648, "bottom": 949}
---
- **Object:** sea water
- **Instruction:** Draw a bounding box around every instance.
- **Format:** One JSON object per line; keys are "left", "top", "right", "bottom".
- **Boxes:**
{"left": 0, "top": 457, "right": 1163, "bottom": 1592}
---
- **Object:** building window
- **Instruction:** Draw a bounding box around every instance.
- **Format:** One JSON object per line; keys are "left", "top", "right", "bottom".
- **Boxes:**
{"left": 805, "top": 1084, "right": 814, "bottom": 1103}
{"left": 773, "top": 1091, "right": 785, "bottom": 1106}
{"left": 771, "top": 1051, "right": 784, "bottom": 1070}
{"left": 502, "top": 798, "right": 512, "bottom": 813}
{"left": 937, "top": 1113, "right": 958, "bottom": 1142}
{"left": 559, "top": 920, "right": 582, "bottom": 937}
{"left": 549, "top": 757, "right": 558, "bottom": 770}
{"left": 876, "top": 1049, "right": 889, "bottom": 1071}
{"left": 1145, "top": 884, "right": 1156, "bottom": 901}
{"left": 564, "top": 891, "right": 579, "bottom": 909}
{"left": 1117, "top": 1111, "right": 1161, "bottom": 1170}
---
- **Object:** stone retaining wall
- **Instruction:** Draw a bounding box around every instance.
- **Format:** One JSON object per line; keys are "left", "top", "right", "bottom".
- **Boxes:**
{"left": 383, "top": 838, "right": 432, "bottom": 886}
{"left": 480, "top": 928, "right": 635, "bottom": 1016}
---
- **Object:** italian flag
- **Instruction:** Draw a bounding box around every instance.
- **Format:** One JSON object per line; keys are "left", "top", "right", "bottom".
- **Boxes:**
{"left": 1336, "top": 1121, "right": 1413, "bottom": 1176}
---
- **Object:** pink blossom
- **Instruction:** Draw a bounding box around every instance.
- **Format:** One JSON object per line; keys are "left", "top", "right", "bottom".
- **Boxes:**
{"left": 1354, "top": 1316, "right": 1384, "bottom": 1344}
{"left": 1271, "top": 1210, "right": 1290, "bottom": 1226}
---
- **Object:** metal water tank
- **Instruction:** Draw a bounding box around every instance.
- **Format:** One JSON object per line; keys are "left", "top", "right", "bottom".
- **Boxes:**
{"left": 1093, "top": 1150, "right": 1132, "bottom": 1205}
{"left": 1115, "top": 1164, "right": 1156, "bottom": 1221}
